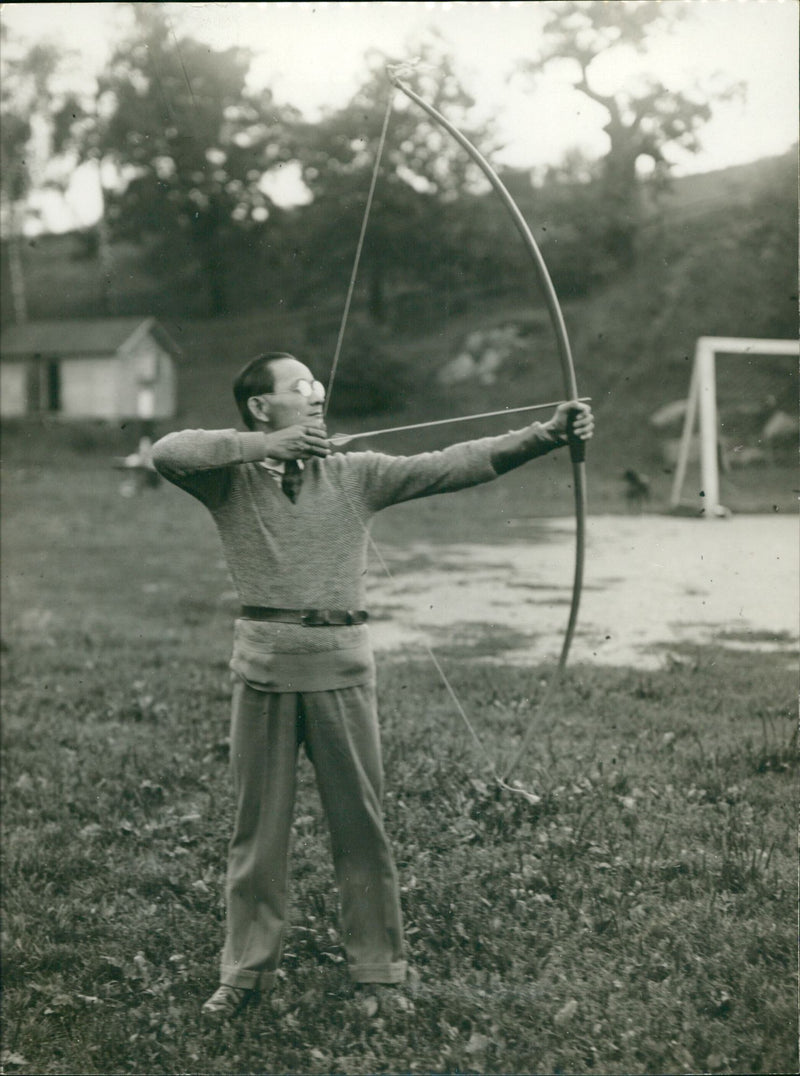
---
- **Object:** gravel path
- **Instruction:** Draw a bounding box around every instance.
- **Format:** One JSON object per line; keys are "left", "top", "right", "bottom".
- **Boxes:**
{"left": 367, "top": 514, "right": 798, "bottom": 669}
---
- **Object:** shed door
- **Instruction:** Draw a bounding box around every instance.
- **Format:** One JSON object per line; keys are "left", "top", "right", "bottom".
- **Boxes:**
{"left": 25, "top": 362, "right": 41, "bottom": 412}
{"left": 46, "top": 360, "right": 61, "bottom": 411}
{"left": 26, "top": 357, "right": 62, "bottom": 413}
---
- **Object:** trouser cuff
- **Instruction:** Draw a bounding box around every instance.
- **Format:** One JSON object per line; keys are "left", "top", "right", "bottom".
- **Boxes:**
{"left": 349, "top": 961, "right": 407, "bottom": 984}
{"left": 220, "top": 965, "right": 276, "bottom": 991}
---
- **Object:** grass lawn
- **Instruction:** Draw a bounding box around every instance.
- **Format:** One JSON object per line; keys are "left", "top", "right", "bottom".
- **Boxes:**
{"left": 1, "top": 450, "right": 797, "bottom": 1075}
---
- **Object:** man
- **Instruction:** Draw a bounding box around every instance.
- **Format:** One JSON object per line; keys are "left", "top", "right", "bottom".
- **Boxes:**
{"left": 151, "top": 350, "right": 594, "bottom": 1020}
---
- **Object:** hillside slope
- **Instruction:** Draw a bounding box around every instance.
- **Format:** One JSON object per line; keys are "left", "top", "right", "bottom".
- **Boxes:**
{"left": 165, "top": 152, "right": 798, "bottom": 476}
{"left": 2, "top": 151, "right": 796, "bottom": 513}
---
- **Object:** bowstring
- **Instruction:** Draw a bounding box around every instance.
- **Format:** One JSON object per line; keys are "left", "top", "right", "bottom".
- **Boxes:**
{"left": 324, "top": 90, "right": 395, "bottom": 417}
{"left": 337, "top": 486, "right": 542, "bottom": 806}
{"left": 338, "top": 484, "right": 497, "bottom": 774}
{"left": 318, "top": 479, "right": 542, "bottom": 804}
{"left": 324, "top": 85, "right": 541, "bottom": 806}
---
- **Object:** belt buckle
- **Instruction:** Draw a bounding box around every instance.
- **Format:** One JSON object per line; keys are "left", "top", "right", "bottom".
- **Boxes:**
{"left": 301, "top": 609, "right": 328, "bottom": 626}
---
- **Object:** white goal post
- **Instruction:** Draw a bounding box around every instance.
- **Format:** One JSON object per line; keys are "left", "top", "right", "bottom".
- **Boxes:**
{"left": 670, "top": 336, "right": 799, "bottom": 518}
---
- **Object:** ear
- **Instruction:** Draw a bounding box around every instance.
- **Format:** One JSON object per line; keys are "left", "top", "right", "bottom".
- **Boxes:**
{"left": 247, "top": 395, "right": 270, "bottom": 425}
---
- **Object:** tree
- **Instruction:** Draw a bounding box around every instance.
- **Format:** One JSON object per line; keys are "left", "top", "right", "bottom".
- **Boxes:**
{"left": 48, "top": 77, "right": 117, "bottom": 312}
{"left": 292, "top": 40, "right": 502, "bottom": 323}
{"left": 0, "top": 13, "right": 123, "bottom": 319}
{"left": 95, "top": 4, "right": 298, "bottom": 315}
{"left": 520, "top": 1, "right": 743, "bottom": 266}
{"left": 0, "top": 29, "right": 63, "bottom": 322}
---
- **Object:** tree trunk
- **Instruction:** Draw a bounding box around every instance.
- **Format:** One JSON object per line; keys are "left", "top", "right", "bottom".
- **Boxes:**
{"left": 7, "top": 202, "right": 28, "bottom": 324}
{"left": 96, "top": 214, "right": 115, "bottom": 315}
{"left": 601, "top": 120, "right": 642, "bottom": 268}
{"left": 94, "top": 161, "right": 116, "bottom": 315}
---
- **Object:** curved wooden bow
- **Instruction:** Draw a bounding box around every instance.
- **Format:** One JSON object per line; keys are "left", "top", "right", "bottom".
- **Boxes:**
{"left": 388, "top": 72, "right": 587, "bottom": 686}
{"left": 327, "top": 73, "right": 588, "bottom": 793}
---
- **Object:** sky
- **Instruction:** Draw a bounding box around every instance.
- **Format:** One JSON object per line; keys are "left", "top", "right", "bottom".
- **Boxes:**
{"left": 2, "top": 1, "right": 798, "bottom": 232}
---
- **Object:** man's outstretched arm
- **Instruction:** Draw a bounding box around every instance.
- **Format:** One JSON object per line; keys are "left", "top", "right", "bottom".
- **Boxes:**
{"left": 352, "top": 403, "right": 594, "bottom": 513}
{"left": 491, "top": 402, "right": 594, "bottom": 475}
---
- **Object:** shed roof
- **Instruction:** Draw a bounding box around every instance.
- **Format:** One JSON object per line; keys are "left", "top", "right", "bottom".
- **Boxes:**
{"left": 0, "top": 317, "right": 181, "bottom": 359}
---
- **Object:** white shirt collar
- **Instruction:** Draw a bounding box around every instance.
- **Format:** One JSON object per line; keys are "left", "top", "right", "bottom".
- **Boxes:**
{"left": 258, "top": 458, "right": 305, "bottom": 477}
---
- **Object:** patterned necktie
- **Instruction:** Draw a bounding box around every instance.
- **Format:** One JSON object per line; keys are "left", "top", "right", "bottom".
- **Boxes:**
{"left": 281, "top": 459, "right": 303, "bottom": 503}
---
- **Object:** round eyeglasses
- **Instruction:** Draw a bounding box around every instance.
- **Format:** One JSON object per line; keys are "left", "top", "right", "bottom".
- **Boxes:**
{"left": 265, "top": 378, "right": 326, "bottom": 401}
{"left": 292, "top": 378, "right": 326, "bottom": 400}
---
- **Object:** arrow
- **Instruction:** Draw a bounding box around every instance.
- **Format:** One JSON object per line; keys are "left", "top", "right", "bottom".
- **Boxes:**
{"left": 329, "top": 397, "right": 591, "bottom": 447}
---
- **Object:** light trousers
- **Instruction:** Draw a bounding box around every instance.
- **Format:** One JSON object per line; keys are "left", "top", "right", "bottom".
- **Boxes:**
{"left": 220, "top": 678, "right": 407, "bottom": 990}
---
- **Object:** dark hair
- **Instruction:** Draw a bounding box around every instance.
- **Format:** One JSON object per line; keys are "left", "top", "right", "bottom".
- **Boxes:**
{"left": 233, "top": 352, "right": 296, "bottom": 429}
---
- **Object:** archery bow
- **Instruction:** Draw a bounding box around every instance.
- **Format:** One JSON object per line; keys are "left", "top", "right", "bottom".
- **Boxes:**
{"left": 385, "top": 69, "right": 588, "bottom": 784}
{"left": 327, "top": 70, "right": 588, "bottom": 791}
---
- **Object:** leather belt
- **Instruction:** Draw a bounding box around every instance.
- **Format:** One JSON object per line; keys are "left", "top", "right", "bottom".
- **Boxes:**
{"left": 240, "top": 606, "right": 369, "bottom": 626}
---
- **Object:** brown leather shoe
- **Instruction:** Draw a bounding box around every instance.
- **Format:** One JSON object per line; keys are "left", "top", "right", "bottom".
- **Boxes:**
{"left": 201, "top": 984, "right": 257, "bottom": 1020}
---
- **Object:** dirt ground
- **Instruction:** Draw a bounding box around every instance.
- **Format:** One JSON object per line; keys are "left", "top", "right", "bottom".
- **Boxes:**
{"left": 367, "top": 514, "right": 798, "bottom": 670}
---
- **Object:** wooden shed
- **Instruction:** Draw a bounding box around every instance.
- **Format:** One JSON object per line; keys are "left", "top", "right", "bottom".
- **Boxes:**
{"left": 0, "top": 317, "right": 179, "bottom": 420}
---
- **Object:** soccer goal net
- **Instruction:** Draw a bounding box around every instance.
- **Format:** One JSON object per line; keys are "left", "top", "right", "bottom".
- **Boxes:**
{"left": 670, "top": 336, "right": 798, "bottom": 518}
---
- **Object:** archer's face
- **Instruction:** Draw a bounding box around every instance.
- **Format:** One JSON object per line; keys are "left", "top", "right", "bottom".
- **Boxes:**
{"left": 248, "top": 358, "right": 326, "bottom": 430}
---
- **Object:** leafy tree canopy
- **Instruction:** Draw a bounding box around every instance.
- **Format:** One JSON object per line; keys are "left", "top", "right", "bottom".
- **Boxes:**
{"left": 95, "top": 3, "right": 299, "bottom": 312}
{"left": 520, "top": 1, "right": 744, "bottom": 265}
{"left": 0, "top": 33, "right": 64, "bottom": 206}
{"left": 290, "top": 37, "right": 507, "bottom": 321}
